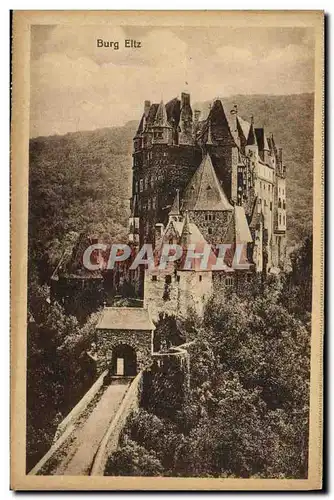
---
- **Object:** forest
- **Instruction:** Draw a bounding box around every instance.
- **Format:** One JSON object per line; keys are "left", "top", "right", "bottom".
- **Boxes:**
{"left": 27, "top": 93, "right": 314, "bottom": 474}
{"left": 106, "top": 240, "right": 312, "bottom": 478}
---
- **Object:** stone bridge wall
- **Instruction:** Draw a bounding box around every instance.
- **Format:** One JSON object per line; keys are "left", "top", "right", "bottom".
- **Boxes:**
{"left": 90, "top": 371, "right": 143, "bottom": 476}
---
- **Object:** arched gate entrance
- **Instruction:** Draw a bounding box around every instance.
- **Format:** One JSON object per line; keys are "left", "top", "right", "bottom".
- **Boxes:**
{"left": 111, "top": 344, "right": 137, "bottom": 376}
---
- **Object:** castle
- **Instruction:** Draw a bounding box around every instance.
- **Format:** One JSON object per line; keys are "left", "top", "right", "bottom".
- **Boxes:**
{"left": 127, "top": 93, "right": 287, "bottom": 319}
{"left": 52, "top": 92, "right": 287, "bottom": 322}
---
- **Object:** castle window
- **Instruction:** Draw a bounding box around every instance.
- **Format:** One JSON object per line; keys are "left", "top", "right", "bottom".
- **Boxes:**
{"left": 176, "top": 275, "right": 180, "bottom": 283}
{"left": 258, "top": 198, "right": 261, "bottom": 204}
{"left": 270, "top": 201, "right": 273, "bottom": 211}
{"left": 199, "top": 275, "right": 202, "bottom": 282}
{"left": 283, "top": 200, "right": 286, "bottom": 210}
{"left": 263, "top": 184, "right": 266, "bottom": 190}
{"left": 283, "top": 215, "right": 286, "bottom": 225}
{"left": 212, "top": 214, "right": 216, "bottom": 221}
{"left": 152, "top": 275, "right": 157, "bottom": 282}
{"left": 208, "top": 227, "right": 212, "bottom": 235}
{"left": 268, "top": 184, "right": 270, "bottom": 192}
{"left": 279, "top": 214, "right": 282, "bottom": 225}
{"left": 225, "top": 277, "right": 233, "bottom": 287}
{"left": 154, "top": 131, "right": 163, "bottom": 139}
{"left": 165, "top": 275, "right": 172, "bottom": 285}
{"left": 278, "top": 198, "right": 282, "bottom": 208}
{"left": 207, "top": 185, "right": 212, "bottom": 190}
{"left": 140, "top": 179, "right": 143, "bottom": 192}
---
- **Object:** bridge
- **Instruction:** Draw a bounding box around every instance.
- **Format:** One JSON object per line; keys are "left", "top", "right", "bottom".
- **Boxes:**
{"left": 29, "top": 371, "right": 143, "bottom": 476}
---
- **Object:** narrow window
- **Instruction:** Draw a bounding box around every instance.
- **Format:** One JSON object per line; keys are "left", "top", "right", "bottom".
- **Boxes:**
{"left": 199, "top": 275, "right": 202, "bottom": 282}
{"left": 152, "top": 275, "right": 157, "bottom": 282}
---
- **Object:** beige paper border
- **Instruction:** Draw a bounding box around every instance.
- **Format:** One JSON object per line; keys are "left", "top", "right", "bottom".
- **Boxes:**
{"left": 10, "top": 10, "right": 324, "bottom": 491}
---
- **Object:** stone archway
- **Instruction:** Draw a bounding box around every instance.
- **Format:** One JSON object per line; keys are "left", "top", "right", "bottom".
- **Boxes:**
{"left": 111, "top": 344, "right": 137, "bottom": 376}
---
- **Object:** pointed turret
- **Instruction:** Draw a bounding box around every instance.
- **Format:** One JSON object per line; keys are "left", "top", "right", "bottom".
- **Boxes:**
{"left": 180, "top": 211, "right": 192, "bottom": 245}
{"left": 246, "top": 117, "right": 257, "bottom": 146}
{"left": 169, "top": 190, "right": 180, "bottom": 216}
{"left": 154, "top": 100, "right": 169, "bottom": 127}
{"left": 182, "top": 153, "right": 233, "bottom": 211}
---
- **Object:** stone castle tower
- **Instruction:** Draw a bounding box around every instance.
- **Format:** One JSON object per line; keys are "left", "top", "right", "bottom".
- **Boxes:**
{"left": 128, "top": 92, "right": 287, "bottom": 319}
{"left": 130, "top": 94, "right": 286, "bottom": 259}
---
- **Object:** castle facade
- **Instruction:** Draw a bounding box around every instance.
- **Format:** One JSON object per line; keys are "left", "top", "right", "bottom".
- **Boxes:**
{"left": 128, "top": 93, "right": 287, "bottom": 319}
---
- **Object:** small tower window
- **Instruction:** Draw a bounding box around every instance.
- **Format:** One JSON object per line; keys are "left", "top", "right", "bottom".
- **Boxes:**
{"left": 278, "top": 198, "right": 282, "bottom": 208}
{"left": 225, "top": 277, "right": 233, "bottom": 287}
{"left": 206, "top": 185, "right": 212, "bottom": 190}
{"left": 165, "top": 275, "right": 172, "bottom": 285}
{"left": 208, "top": 227, "right": 212, "bottom": 235}
{"left": 199, "top": 275, "right": 202, "bottom": 282}
{"left": 152, "top": 275, "right": 157, "bottom": 282}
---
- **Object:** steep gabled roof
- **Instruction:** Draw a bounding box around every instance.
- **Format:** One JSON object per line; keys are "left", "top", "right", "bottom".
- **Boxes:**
{"left": 255, "top": 128, "right": 270, "bottom": 151}
{"left": 146, "top": 103, "right": 159, "bottom": 126}
{"left": 246, "top": 121, "right": 258, "bottom": 146}
{"left": 154, "top": 100, "right": 170, "bottom": 127}
{"left": 182, "top": 154, "right": 233, "bottom": 211}
{"left": 97, "top": 307, "right": 155, "bottom": 331}
{"left": 169, "top": 190, "right": 180, "bottom": 216}
{"left": 236, "top": 115, "right": 251, "bottom": 142}
{"left": 165, "top": 97, "right": 181, "bottom": 126}
{"left": 234, "top": 206, "right": 253, "bottom": 243}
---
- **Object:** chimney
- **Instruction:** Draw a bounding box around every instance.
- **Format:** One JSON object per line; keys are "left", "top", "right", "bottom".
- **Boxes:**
{"left": 144, "top": 100, "right": 151, "bottom": 118}
{"left": 194, "top": 110, "right": 201, "bottom": 123}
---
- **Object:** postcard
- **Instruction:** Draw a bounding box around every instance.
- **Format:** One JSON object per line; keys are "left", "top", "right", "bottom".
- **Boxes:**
{"left": 11, "top": 10, "right": 324, "bottom": 490}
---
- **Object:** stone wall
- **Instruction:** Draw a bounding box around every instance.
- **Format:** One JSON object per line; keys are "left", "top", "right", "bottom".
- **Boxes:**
{"left": 144, "top": 269, "right": 213, "bottom": 322}
{"left": 189, "top": 210, "right": 233, "bottom": 245}
{"left": 90, "top": 371, "right": 143, "bottom": 476}
{"left": 94, "top": 328, "right": 153, "bottom": 374}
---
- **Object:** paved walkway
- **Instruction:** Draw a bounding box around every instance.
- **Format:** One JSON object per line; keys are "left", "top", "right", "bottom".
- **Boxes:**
{"left": 51, "top": 379, "right": 130, "bottom": 475}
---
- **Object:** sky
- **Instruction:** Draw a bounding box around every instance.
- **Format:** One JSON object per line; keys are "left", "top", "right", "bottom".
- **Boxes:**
{"left": 30, "top": 25, "right": 315, "bottom": 137}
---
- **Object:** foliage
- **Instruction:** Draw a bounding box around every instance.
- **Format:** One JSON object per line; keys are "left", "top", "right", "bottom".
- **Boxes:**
{"left": 105, "top": 439, "right": 163, "bottom": 477}
{"left": 108, "top": 246, "right": 311, "bottom": 478}
{"left": 26, "top": 300, "right": 99, "bottom": 471}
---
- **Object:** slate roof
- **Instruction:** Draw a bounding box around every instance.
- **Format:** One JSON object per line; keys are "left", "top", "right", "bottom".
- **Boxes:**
{"left": 246, "top": 122, "right": 258, "bottom": 146}
{"left": 169, "top": 190, "right": 180, "bottom": 215}
{"left": 146, "top": 103, "right": 159, "bottom": 126}
{"left": 97, "top": 307, "right": 155, "bottom": 331}
{"left": 165, "top": 97, "right": 181, "bottom": 126}
{"left": 182, "top": 154, "right": 233, "bottom": 212}
{"left": 154, "top": 100, "right": 170, "bottom": 127}
{"left": 255, "top": 128, "right": 270, "bottom": 151}
{"left": 234, "top": 206, "right": 253, "bottom": 243}
{"left": 236, "top": 115, "right": 251, "bottom": 141}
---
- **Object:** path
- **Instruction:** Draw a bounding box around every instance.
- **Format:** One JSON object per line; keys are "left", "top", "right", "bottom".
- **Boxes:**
{"left": 49, "top": 379, "right": 131, "bottom": 475}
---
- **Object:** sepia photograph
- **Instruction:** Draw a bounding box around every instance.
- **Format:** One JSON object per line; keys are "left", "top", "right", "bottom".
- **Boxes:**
{"left": 10, "top": 10, "right": 324, "bottom": 490}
